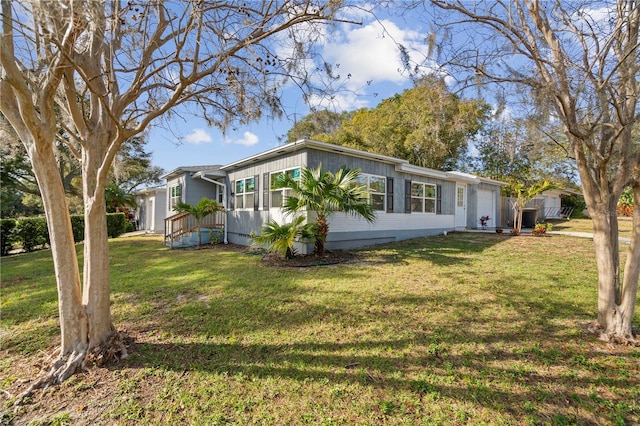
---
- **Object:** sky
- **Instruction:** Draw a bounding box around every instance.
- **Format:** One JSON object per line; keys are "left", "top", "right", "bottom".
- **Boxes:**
{"left": 146, "top": 6, "right": 433, "bottom": 174}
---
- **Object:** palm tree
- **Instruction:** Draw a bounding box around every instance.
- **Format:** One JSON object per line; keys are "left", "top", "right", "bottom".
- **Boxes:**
{"left": 173, "top": 197, "right": 223, "bottom": 246}
{"left": 278, "top": 164, "right": 376, "bottom": 255}
{"left": 105, "top": 183, "right": 137, "bottom": 213}
{"left": 511, "top": 180, "right": 556, "bottom": 233}
{"left": 252, "top": 216, "right": 316, "bottom": 259}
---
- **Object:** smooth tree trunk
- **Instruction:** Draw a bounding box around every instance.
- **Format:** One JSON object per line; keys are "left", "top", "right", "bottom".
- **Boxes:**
{"left": 619, "top": 183, "right": 640, "bottom": 334}
{"left": 81, "top": 136, "right": 118, "bottom": 350}
{"left": 23, "top": 138, "right": 88, "bottom": 390}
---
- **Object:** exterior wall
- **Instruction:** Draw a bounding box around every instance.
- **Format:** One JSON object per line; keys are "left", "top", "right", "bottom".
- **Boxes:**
{"left": 165, "top": 175, "right": 186, "bottom": 219}
{"left": 325, "top": 212, "right": 454, "bottom": 250}
{"left": 225, "top": 146, "right": 462, "bottom": 251}
{"left": 135, "top": 190, "right": 167, "bottom": 233}
{"left": 467, "top": 182, "right": 502, "bottom": 229}
{"left": 165, "top": 174, "right": 219, "bottom": 218}
{"left": 225, "top": 151, "right": 307, "bottom": 246}
{"left": 185, "top": 175, "right": 218, "bottom": 206}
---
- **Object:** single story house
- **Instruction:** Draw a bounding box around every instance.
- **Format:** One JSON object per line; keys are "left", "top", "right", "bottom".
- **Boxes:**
{"left": 133, "top": 186, "right": 166, "bottom": 233}
{"left": 148, "top": 139, "right": 505, "bottom": 251}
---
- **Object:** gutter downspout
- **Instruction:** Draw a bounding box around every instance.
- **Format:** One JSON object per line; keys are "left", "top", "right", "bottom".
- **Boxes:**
{"left": 193, "top": 172, "right": 228, "bottom": 244}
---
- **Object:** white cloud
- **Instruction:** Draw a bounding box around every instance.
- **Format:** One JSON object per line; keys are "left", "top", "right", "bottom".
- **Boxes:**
{"left": 183, "top": 128, "right": 213, "bottom": 144}
{"left": 322, "top": 19, "right": 430, "bottom": 88}
{"left": 225, "top": 131, "right": 259, "bottom": 147}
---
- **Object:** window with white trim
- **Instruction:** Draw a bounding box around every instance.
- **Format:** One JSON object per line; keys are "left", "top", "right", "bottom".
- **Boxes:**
{"left": 270, "top": 167, "right": 300, "bottom": 208}
{"left": 235, "top": 177, "right": 255, "bottom": 209}
{"left": 354, "top": 174, "right": 386, "bottom": 211}
{"left": 411, "top": 182, "right": 436, "bottom": 213}
{"left": 169, "top": 184, "right": 182, "bottom": 210}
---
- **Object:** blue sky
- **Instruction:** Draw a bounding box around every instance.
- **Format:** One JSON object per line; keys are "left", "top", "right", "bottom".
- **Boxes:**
{"left": 146, "top": 7, "right": 433, "bottom": 173}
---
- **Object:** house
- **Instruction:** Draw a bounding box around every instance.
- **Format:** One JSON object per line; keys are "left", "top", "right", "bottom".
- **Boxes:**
{"left": 158, "top": 139, "right": 505, "bottom": 251}
{"left": 133, "top": 186, "right": 166, "bottom": 233}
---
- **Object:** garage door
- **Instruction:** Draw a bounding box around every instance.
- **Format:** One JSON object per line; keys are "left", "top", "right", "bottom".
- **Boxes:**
{"left": 477, "top": 189, "right": 495, "bottom": 228}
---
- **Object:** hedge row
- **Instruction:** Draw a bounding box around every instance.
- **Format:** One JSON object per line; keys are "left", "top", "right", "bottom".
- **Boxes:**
{"left": 0, "top": 213, "right": 127, "bottom": 256}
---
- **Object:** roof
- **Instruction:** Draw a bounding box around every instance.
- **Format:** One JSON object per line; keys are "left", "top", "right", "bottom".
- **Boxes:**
{"left": 133, "top": 186, "right": 167, "bottom": 196}
{"left": 221, "top": 139, "right": 504, "bottom": 185}
{"left": 221, "top": 139, "right": 404, "bottom": 171}
{"left": 160, "top": 165, "right": 223, "bottom": 180}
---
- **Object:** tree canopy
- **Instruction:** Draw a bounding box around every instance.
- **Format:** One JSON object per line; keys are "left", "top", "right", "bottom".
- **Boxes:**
{"left": 288, "top": 75, "right": 490, "bottom": 170}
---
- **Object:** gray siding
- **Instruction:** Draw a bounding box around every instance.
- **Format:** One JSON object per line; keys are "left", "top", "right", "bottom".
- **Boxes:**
{"left": 466, "top": 182, "right": 502, "bottom": 229}
{"left": 307, "top": 148, "right": 456, "bottom": 215}
{"left": 185, "top": 175, "right": 218, "bottom": 205}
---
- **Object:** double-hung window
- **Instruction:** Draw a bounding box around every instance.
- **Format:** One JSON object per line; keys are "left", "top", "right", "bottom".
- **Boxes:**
{"left": 270, "top": 167, "right": 300, "bottom": 208}
{"left": 169, "top": 184, "right": 182, "bottom": 210}
{"left": 411, "top": 182, "right": 436, "bottom": 213}
{"left": 354, "top": 174, "right": 386, "bottom": 211}
{"left": 235, "top": 177, "right": 255, "bottom": 209}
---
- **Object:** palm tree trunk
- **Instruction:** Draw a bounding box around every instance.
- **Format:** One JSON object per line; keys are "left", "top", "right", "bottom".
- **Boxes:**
{"left": 315, "top": 214, "right": 328, "bottom": 255}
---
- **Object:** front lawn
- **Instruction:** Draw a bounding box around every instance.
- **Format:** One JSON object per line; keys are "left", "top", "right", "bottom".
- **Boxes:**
{"left": 1, "top": 233, "right": 638, "bottom": 425}
{"left": 549, "top": 217, "right": 634, "bottom": 239}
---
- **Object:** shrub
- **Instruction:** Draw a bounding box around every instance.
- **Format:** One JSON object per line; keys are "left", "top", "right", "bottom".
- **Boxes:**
{"left": 252, "top": 216, "right": 316, "bottom": 259}
{"left": 124, "top": 221, "right": 135, "bottom": 233}
{"left": 617, "top": 187, "right": 634, "bottom": 217}
{"left": 532, "top": 222, "right": 553, "bottom": 236}
{"left": 106, "top": 213, "right": 127, "bottom": 238}
{"left": 561, "top": 194, "right": 587, "bottom": 218}
{"left": 70, "top": 214, "right": 85, "bottom": 242}
{"left": 16, "top": 217, "right": 49, "bottom": 252}
{"left": 0, "top": 219, "right": 17, "bottom": 256}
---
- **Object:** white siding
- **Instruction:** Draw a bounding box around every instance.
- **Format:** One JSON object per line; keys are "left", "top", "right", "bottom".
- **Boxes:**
{"left": 328, "top": 212, "right": 455, "bottom": 232}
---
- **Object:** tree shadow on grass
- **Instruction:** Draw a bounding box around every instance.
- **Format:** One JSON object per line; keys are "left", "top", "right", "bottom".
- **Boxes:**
{"left": 122, "top": 329, "right": 638, "bottom": 425}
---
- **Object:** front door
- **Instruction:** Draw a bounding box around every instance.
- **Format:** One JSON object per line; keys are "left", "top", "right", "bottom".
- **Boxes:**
{"left": 455, "top": 184, "right": 467, "bottom": 229}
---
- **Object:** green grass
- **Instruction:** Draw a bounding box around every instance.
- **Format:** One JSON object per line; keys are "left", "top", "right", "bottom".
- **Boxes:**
{"left": 1, "top": 233, "right": 639, "bottom": 425}
{"left": 549, "top": 217, "right": 634, "bottom": 239}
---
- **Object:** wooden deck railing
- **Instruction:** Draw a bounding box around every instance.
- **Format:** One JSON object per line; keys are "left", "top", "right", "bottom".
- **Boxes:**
{"left": 164, "top": 210, "right": 225, "bottom": 246}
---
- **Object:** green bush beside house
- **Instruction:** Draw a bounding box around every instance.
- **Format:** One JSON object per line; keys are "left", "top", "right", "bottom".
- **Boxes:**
{"left": 0, "top": 213, "right": 128, "bottom": 255}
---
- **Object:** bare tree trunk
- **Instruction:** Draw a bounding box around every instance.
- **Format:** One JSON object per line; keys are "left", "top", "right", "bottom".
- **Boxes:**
{"left": 611, "top": 182, "right": 640, "bottom": 341}
{"left": 82, "top": 141, "right": 115, "bottom": 349}
{"left": 21, "top": 139, "right": 88, "bottom": 394}
{"left": 591, "top": 211, "right": 620, "bottom": 323}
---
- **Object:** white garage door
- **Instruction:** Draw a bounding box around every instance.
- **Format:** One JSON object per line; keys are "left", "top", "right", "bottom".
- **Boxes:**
{"left": 477, "top": 189, "right": 496, "bottom": 228}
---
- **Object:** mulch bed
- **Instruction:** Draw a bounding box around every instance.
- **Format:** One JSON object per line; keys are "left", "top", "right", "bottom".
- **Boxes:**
{"left": 260, "top": 250, "right": 356, "bottom": 267}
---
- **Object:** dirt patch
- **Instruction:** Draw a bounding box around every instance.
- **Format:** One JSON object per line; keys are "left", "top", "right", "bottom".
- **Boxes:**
{"left": 261, "top": 250, "right": 357, "bottom": 267}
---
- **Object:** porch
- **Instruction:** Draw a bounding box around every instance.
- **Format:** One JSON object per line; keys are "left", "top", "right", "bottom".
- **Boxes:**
{"left": 164, "top": 210, "right": 226, "bottom": 247}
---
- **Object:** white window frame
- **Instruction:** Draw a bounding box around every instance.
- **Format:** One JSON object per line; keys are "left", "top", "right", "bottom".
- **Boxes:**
{"left": 269, "top": 167, "right": 300, "bottom": 208}
{"left": 169, "top": 184, "right": 182, "bottom": 210}
{"left": 411, "top": 182, "right": 437, "bottom": 214}
{"left": 234, "top": 177, "right": 255, "bottom": 210}
{"left": 355, "top": 173, "right": 386, "bottom": 212}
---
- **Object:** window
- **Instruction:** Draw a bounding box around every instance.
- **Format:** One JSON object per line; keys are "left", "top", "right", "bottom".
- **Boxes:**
{"left": 270, "top": 168, "right": 300, "bottom": 208}
{"left": 457, "top": 187, "right": 465, "bottom": 207}
{"left": 354, "top": 174, "right": 386, "bottom": 211}
{"left": 235, "top": 177, "right": 255, "bottom": 209}
{"left": 169, "top": 184, "right": 182, "bottom": 209}
{"left": 411, "top": 182, "right": 436, "bottom": 213}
